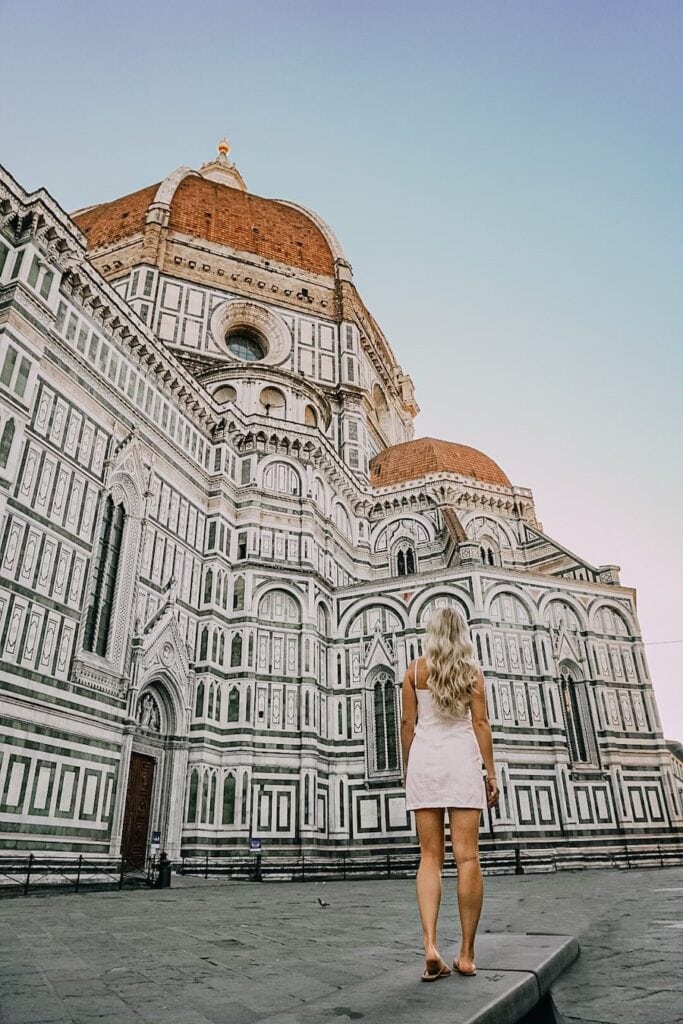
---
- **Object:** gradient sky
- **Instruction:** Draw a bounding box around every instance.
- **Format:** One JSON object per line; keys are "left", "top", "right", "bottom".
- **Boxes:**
{"left": 2, "top": 0, "right": 681, "bottom": 736}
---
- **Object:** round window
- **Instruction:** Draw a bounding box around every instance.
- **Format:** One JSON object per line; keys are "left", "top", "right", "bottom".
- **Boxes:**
{"left": 226, "top": 328, "right": 266, "bottom": 362}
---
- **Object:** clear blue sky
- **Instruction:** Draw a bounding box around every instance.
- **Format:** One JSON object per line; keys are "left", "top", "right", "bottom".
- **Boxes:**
{"left": 2, "top": 0, "right": 681, "bottom": 735}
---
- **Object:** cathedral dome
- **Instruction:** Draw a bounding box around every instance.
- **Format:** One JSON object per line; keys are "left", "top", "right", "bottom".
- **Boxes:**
{"left": 369, "top": 437, "right": 511, "bottom": 488}
{"left": 72, "top": 141, "right": 339, "bottom": 277}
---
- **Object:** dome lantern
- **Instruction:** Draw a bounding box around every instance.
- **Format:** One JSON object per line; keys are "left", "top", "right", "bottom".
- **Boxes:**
{"left": 198, "top": 136, "right": 248, "bottom": 190}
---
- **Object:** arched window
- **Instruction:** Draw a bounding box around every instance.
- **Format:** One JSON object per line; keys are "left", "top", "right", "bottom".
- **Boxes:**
{"left": 241, "top": 773, "right": 249, "bottom": 825}
{"left": 214, "top": 685, "right": 222, "bottom": 722}
{"left": 334, "top": 503, "right": 352, "bottom": 540}
{"left": 304, "top": 690, "right": 311, "bottom": 725}
{"left": 338, "top": 779, "right": 345, "bottom": 829}
{"left": 337, "top": 702, "right": 343, "bottom": 735}
{"left": 207, "top": 684, "right": 215, "bottom": 720}
{"left": 187, "top": 770, "right": 199, "bottom": 822}
{"left": 374, "top": 682, "right": 386, "bottom": 770}
{"left": 203, "top": 569, "right": 213, "bottom": 605}
{"left": 231, "top": 633, "right": 242, "bottom": 666}
{"left": 303, "top": 775, "right": 310, "bottom": 825}
{"left": 560, "top": 666, "right": 598, "bottom": 765}
{"left": 371, "top": 670, "right": 399, "bottom": 773}
{"left": 211, "top": 630, "right": 219, "bottom": 663}
{"left": 245, "top": 687, "right": 252, "bottom": 722}
{"left": 218, "top": 630, "right": 225, "bottom": 664}
{"left": 198, "top": 627, "right": 208, "bottom": 662}
{"left": 201, "top": 772, "right": 210, "bottom": 823}
{"left": 304, "top": 405, "right": 318, "bottom": 428}
{"left": 209, "top": 773, "right": 217, "bottom": 823}
{"left": 233, "top": 576, "right": 245, "bottom": 611}
{"left": 262, "top": 461, "right": 301, "bottom": 496}
{"left": 0, "top": 418, "right": 15, "bottom": 468}
{"left": 258, "top": 589, "right": 301, "bottom": 623}
{"left": 222, "top": 774, "right": 236, "bottom": 824}
{"left": 228, "top": 687, "right": 240, "bottom": 722}
{"left": 82, "top": 495, "right": 125, "bottom": 657}
{"left": 395, "top": 544, "right": 416, "bottom": 577}
{"left": 194, "top": 681, "right": 205, "bottom": 718}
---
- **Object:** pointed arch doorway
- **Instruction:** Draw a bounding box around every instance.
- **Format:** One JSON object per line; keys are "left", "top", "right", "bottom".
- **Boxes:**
{"left": 119, "top": 681, "right": 189, "bottom": 868}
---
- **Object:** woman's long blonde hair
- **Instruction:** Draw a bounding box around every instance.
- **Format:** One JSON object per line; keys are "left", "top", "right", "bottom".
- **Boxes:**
{"left": 424, "top": 607, "right": 479, "bottom": 720}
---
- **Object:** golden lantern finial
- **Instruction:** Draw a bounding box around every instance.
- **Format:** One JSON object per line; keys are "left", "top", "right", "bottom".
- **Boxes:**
{"left": 217, "top": 136, "right": 231, "bottom": 158}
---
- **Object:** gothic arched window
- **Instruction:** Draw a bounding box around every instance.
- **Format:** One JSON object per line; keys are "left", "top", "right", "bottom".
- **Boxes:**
{"left": 203, "top": 569, "right": 213, "bottom": 605}
{"left": 395, "top": 543, "right": 416, "bottom": 577}
{"left": 233, "top": 576, "right": 245, "bottom": 611}
{"left": 194, "top": 681, "right": 205, "bottom": 718}
{"left": 198, "top": 627, "right": 208, "bottom": 662}
{"left": 303, "top": 775, "right": 311, "bottom": 825}
{"left": 231, "top": 633, "right": 242, "bottom": 667}
{"left": 228, "top": 687, "right": 240, "bottom": 722}
{"left": 222, "top": 773, "right": 236, "bottom": 825}
{"left": 371, "top": 670, "right": 399, "bottom": 773}
{"left": 560, "top": 667, "right": 598, "bottom": 766}
{"left": 82, "top": 495, "right": 125, "bottom": 657}
{"left": 187, "top": 770, "right": 199, "bottom": 822}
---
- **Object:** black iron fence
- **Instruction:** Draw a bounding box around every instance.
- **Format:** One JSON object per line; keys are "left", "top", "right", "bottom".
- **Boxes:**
{"left": 2, "top": 842, "right": 681, "bottom": 897}
{"left": 179, "top": 842, "right": 683, "bottom": 884}
{"left": 0, "top": 854, "right": 153, "bottom": 898}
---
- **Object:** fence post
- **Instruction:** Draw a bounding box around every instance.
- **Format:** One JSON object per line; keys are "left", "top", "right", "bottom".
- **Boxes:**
{"left": 514, "top": 846, "right": 524, "bottom": 875}
{"left": 75, "top": 854, "right": 83, "bottom": 893}
{"left": 386, "top": 853, "right": 391, "bottom": 879}
{"left": 342, "top": 852, "right": 346, "bottom": 881}
{"left": 204, "top": 851, "right": 209, "bottom": 879}
{"left": 658, "top": 845, "right": 664, "bottom": 868}
{"left": 23, "top": 853, "right": 34, "bottom": 896}
{"left": 301, "top": 854, "right": 305, "bottom": 882}
{"left": 118, "top": 859, "right": 125, "bottom": 890}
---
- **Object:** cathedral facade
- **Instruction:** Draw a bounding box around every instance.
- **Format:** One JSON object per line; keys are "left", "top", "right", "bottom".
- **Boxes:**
{"left": 0, "top": 146, "right": 680, "bottom": 868}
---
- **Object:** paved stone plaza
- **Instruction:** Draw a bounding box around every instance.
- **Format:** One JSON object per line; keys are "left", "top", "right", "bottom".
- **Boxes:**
{"left": 0, "top": 866, "right": 681, "bottom": 1024}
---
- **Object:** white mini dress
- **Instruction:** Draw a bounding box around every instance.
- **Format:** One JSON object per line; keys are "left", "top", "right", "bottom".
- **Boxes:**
{"left": 405, "top": 686, "right": 486, "bottom": 812}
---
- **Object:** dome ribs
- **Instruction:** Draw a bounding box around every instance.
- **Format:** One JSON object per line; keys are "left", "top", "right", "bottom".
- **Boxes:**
{"left": 369, "top": 437, "right": 511, "bottom": 488}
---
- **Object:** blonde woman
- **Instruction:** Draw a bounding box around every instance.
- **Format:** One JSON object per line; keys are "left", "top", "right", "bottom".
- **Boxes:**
{"left": 401, "top": 607, "right": 499, "bottom": 982}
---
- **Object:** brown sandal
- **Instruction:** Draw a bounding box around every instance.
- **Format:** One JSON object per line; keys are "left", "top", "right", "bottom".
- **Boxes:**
{"left": 421, "top": 959, "right": 451, "bottom": 982}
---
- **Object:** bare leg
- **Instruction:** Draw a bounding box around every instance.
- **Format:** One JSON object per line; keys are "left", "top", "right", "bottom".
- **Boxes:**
{"left": 448, "top": 808, "right": 483, "bottom": 972}
{"left": 414, "top": 808, "right": 447, "bottom": 972}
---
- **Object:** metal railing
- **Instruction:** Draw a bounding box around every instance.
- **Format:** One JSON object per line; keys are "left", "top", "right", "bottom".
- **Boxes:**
{"left": 178, "top": 842, "right": 683, "bottom": 883}
{"left": 2, "top": 841, "right": 681, "bottom": 896}
{"left": 0, "top": 854, "right": 152, "bottom": 898}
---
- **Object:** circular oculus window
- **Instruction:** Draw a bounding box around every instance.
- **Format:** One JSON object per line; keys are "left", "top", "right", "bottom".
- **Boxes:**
{"left": 226, "top": 327, "right": 267, "bottom": 362}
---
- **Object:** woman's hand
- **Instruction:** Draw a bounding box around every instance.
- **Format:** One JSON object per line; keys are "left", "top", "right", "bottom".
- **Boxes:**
{"left": 485, "top": 776, "right": 499, "bottom": 808}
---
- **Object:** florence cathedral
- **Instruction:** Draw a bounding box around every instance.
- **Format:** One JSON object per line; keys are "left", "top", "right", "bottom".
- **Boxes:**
{"left": 0, "top": 142, "right": 680, "bottom": 869}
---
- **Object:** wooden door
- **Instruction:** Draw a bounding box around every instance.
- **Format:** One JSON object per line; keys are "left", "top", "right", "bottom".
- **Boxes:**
{"left": 121, "top": 753, "right": 155, "bottom": 868}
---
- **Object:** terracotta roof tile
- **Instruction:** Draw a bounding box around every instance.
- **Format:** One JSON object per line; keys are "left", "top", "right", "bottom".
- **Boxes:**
{"left": 369, "top": 437, "right": 511, "bottom": 488}
{"left": 73, "top": 183, "right": 160, "bottom": 248}
{"left": 73, "top": 176, "right": 335, "bottom": 276}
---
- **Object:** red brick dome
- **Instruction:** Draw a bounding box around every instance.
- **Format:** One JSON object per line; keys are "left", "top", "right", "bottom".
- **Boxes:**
{"left": 369, "top": 437, "right": 511, "bottom": 488}
{"left": 72, "top": 174, "right": 336, "bottom": 277}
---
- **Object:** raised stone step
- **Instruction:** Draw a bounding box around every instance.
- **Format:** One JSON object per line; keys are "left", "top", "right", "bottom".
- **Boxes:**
{"left": 258, "top": 933, "right": 579, "bottom": 1024}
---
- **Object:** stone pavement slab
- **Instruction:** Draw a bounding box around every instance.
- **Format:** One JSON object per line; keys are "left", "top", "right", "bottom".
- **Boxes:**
{"left": 0, "top": 866, "right": 681, "bottom": 1024}
{"left": 256, "top": 934, "right": 578, "bottom": 1024}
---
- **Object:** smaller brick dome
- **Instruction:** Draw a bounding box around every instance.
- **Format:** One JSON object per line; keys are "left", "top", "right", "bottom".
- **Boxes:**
{"left": 369, "top": 437, "right": 511, "bottom": 488}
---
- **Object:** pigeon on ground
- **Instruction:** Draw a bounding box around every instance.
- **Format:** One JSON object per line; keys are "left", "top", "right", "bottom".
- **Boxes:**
{"left": 317, "top": 897, "right": 330, "bottom": 908}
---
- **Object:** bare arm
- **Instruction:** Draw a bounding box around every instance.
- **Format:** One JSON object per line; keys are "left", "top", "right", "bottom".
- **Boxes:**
{"left": 470, "top": 670, "right": 499, "bottom": 808}
{"left": 400, "top": 662, "right": 418, "bottom": 785}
